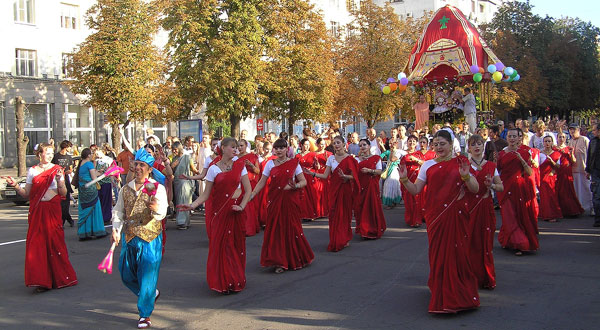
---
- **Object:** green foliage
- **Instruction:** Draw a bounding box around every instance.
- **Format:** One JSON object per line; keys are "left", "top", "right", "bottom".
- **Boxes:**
{"left": 68, "top": 0, "right": 164, "bottom": 124}
{"left": 207, "top": 120, "right": 231, "bottom": 139}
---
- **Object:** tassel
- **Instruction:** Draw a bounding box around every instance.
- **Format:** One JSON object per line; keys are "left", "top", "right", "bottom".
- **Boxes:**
{"left": 98, "top": 242, "right": 116, "bottom": 274}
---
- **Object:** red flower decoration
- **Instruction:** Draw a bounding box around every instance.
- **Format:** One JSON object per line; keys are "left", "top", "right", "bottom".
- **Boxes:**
{"left": 142, "top": 178, "right": 158, "bottom": 196}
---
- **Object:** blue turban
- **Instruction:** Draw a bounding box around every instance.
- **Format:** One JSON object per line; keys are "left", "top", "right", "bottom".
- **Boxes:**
{"left": 134, "top": 148, "right": 166, "bottom": 185}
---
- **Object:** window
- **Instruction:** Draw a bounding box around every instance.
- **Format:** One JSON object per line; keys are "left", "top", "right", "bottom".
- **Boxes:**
{"left": 13, "top": 0, "right": 35, "bottom": 24}
{"left": 24, "top": 104, "right": 52, "bottom": 155}
{"left": 62, "top": 53, "right": 73, "bottom": 77}
{"left": 330, "top": 21, "right": 340, "bottom": 38}
{"left": 390, "top": 0, "right": 404, "bottom": 3}
{"left": 480, "top": 4, "right": 484, "bottom": 13}
{"left": 60, "top": 3, "right": 78, "bottom": 29}
{"left": 15, "top": 49, "right": 36, "bottom": 77}
{"left": 65, "top": 105, "right": 95, "bottom": 148}
{"left": 0, "top": 102, "right": 5, "bottom": 157}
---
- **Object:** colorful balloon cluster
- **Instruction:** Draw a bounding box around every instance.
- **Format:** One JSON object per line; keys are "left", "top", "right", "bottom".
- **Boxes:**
{"left": 381, "top": 72, "right": 410, "bottom": 94}
{"left": 469, "top": 62, "right": 520, "bottom": 83}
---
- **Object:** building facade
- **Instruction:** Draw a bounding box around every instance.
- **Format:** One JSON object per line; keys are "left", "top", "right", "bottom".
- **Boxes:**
{"left": 376, "top": 0, "right": 503, "bottom": 24}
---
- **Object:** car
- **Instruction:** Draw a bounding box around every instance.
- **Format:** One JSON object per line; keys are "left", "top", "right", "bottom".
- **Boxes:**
{"left": 0, "top": 177, "right": 29, "bottom": 205}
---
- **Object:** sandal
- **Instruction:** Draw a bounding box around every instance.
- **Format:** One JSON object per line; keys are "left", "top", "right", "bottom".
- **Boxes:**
{"left": 515, "top": 250, "right": 523, "bottom": 256}
{"left": 138, "top": 317, "right": 151, "bottom": 329}
{"left": 35, "top": 287, "right": 49, "bottom": 293}
{"left": 274, "top": 267, "right": 285, "bottom": 274}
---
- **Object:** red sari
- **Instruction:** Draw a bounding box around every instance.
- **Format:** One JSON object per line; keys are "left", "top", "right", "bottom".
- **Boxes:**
{"left": 238, "top": 153, "right": 260, "bottom": 236}
{"left": 261, "top": 159, "right": 314, "bottom": 269}
{"left": 296, "top": 152, "right": 318, "bottom": 219}
{"left": 525, "top": 146, "right": 541, "bottom": 220}
{"left": 355, "top": 156, "right": 386, "bottom": 239}
{"left": 314, "top": 151, "right": 332, "bottom": 218}
{"left": 465, "top": 161, "right": 497, "bottom": 289}
{"left": 327, "top": 156, "right": 360, "bottom": 252}
{"left": 497, "top": 149, "right": 539, "bottom": 252}
{"left": 26, "top": 165, "right": 78, "bottom": 289}
{"left": 556, "top": 146, "right": 584, "bottom": 216}
{"left": 539, "top": 151, "right": 562, "bottom": 220}
{"left": 423, "top": 156, "right": 479, "bottom": 313}
{"left": 257, "top": 155, "right": 277, "bottom": 227}
{"left": 206, "top": 160, "right": 246, "bottom": 293}
{"left": 401, "top": 151, "right": 425, "bottom": 227}
{"left": 204, "top": 155, "right": 222, "bottom": 239}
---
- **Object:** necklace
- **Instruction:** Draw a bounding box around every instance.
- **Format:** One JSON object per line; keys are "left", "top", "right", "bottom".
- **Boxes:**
{"left": 470, "top": 156, "right": 484, "bottom": 169}
{"left": 219, "top": 159, "right": 233, "bottom": 171}
{"left": 434, "top": 154, "right": 452, "bottom": 163}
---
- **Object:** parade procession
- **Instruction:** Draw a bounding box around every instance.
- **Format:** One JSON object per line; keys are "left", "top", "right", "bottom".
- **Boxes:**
{"left": 1, "top": 1, "right": 599, "bottom": 329}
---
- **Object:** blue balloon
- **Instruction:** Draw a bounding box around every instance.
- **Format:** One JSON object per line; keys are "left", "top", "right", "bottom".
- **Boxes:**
{"left": 397, "top": 72, "right": 407, "bottom": 80}
{"left": 513, "top": 74, "right": 520, "bottom": 81}
{"left": 487, "top": 64, "right": 497, "bottom": 73}
{"left": 504, "top": 67, "right": 514, "bottom": 76}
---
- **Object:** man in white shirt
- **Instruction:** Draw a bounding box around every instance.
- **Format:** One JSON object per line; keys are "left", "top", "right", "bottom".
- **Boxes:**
{"left": 568, "top": 123, "right": 593, "bottom": 213}
{"left": 366, "top": 128, "right": 381, "bottom": 155}
{"left": 462, "top": 88, "right": 477, "bottom": 133}
{"left": 397, "top": 125, "right": 408, "bottom": 151}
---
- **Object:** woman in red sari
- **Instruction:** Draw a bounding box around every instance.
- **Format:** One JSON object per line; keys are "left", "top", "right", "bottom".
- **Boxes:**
{"left": 399, "top": 129, "right": 480, "bottom": 313}
{"left": 4, "top": 143, "right": 77, "bottom": 292}
{"left": 250, "top": 138, "right": 314, "bottom": 273}
{"left": 257, "top": 142, "right": 276, "bottom": 228}
{"left": 539, "top": 136, "right": 562, "bottom": 222}
{"left": 354, "top": 138, "right": 386, "bottom": 239}
{"left": 313, "top": 138, "right": 332, "bottom": 218}
{"left": 555, "top": 132, "right": 584, "bottom": 217}
{"left": 497, "top": 128, "right": 539, "bottom": 256}
{"left": 296, "top": 139, "right": 318, "bottom": 220}
{"left": 307, "top": 136, "right": 360, "bottom": 252}
{"left": 178, "top": 138, "right": 252, "bottom": 294}
{"left": 401, "top": 135, "right": 424, "bottom": 227}
{"left": 465, "top": 135, "right": 503, "bottom": 290}
{"left": 238, "top": 140, "right": 261, "bottom": 236}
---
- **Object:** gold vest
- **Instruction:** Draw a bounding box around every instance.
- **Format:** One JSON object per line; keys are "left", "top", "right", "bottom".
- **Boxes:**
{"left": 122, "top": 185, "right": 162, "bottom": 243}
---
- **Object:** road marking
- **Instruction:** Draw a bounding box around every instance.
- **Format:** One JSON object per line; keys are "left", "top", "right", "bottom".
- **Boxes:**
{"left": 0, "top": 225, "right": 113, "bottom": 246}
{"left": 0, "top": 239, "right": 26, "bottom": 246}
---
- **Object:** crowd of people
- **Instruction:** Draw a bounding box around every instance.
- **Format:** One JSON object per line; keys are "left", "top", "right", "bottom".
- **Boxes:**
{"left": 4, "top": 116, "right": 600, "bottom": 327}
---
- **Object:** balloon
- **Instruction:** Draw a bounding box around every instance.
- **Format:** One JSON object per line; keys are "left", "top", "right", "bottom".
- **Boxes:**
{"left": 400, "top": 77, "right": 409, "bottom": 86}
{"left": 470, "top": 65, "right": 479, "bottom": 74}
{"left": 479, "top": 67, "right": 485, "bottom": 74}
{"left": 510, "top": 70, "right": 518, "bottom": 78}
{"left": 473, "top": 73, "right": 483, "bottom": 82}
{"left": 382, "top": 86, "right": 391, "bottom": 94}
{"left": 495, "top": 62, "right": 505, "bottom": 71}
{"left": 487, "top": 64, "right": 497, "bottom": 73}
{"left": 504, "top": 67, "right": 514, "bottom": 76}
{"left": 398, "top": 84, "right": 407, "bottom": 92}
{"left": 387, "top": 77, "right": 396, "bottom": 83}
{"left": 492, "top": 71, "right": 502, "bottom": 82}
{"left": 389, "top": 83, "right": 398, "bottom": 91}
{"left": 513, "top": 74, "right": 521, "bottom": 81}
{"left": 397, "top": 72, "right": 406, "bottom": 80}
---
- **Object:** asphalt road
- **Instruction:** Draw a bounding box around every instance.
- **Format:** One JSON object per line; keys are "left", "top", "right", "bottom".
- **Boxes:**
{"left": 0, "top": 201, "right": 599, "bottom": 329}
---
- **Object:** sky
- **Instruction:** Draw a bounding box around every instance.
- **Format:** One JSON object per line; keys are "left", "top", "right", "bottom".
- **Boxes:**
{"left": 527, "top": 0, "right": 600, "bottom": 27}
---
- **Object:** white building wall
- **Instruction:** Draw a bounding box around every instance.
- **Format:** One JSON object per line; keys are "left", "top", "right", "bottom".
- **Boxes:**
{"left": 374, "top": 0, "right": 502, "bottom": 24}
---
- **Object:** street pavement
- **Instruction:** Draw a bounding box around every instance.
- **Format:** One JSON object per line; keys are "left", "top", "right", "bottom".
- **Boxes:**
{"left": 0, "top": 200, "right": 599, "bottom": 330}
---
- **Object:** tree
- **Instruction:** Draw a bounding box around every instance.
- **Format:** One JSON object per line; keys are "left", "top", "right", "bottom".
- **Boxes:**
{"left": 15, "top": 97, "right": 28, "bottom": 176}
{"left": 259, "top": 0, "right": 337, "bottom": 135}
{"left": 162, "top": 0, "right": 267, "bottom": 138}
{"left": 335, "top": 0, "right": 428, "bottom": 127}
{"left": 68, "top": 0, "right": 164, "bottom": 150}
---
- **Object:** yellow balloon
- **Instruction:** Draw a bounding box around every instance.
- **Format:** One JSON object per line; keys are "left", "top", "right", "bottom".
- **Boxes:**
{"left": 382, "top": 86, "right": 391, "bottom": 94}
{"left": 492, "top": 71, "right": 502, "bottom": 82}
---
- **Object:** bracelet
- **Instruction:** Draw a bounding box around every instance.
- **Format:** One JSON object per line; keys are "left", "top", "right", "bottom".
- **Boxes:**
{"left": 461, "top": 174, "right": 471, "bottom": 182}
{"left": 400, "top": 177, "right": 409, "bottom": 183}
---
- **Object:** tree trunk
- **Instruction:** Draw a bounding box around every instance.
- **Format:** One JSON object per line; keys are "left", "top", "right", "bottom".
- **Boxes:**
{"left": 288, "top": 103, "right": 295, "bottom": 136}
{"left": 15, "top": 96, "right": 29, "bottom": 177}
{"left": 230, "top": 113, "right": 241, "bottom": 139}
{"left": 111, "top": 122, "right": 121, "bottom": 153}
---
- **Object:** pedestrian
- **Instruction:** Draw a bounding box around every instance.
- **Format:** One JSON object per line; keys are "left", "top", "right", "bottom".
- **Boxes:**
{"left": 466, "top": 134, "right": 503, "bottom": 289}
{"left": 398, "top": 129, "right": 480, "bottom": 313}
{"left": 462, "top": 88, "right": 477, "bottom": 133}
{"left": 539, "top": 136, "right": 562, "bottom": 222}
{"left": 400, "top": 135, "right": 424, "bottom": 227}
{"left": 347, "top": 132, "right": 360, "bottom": 156}
{"left": 555, "top": 132, "right": 584, "bottom": 217}
{"left": 237, "top": 139, "right": 261, "bottom": 236}
{"left": 568, "top": 123, "right": 593, "bottom": 214}
{"left": 585, "top": 123, "right": 600, "bottom": 227}
{"left": 251, "top": 138, "right": 314, "bottom": 273}
{"left": 497, "top": 128, "right": 538, "bottom": 255}
{"left": 380, "top": 141, "right": 405, "bottom": 209}
{"left": 3, "top": 143, "right": 77, "bottom": 292}
{"left": 307, "top": 136, "right": 360, "bottom": 252}
{"left": 171, "top": 141, "right": 196, "bottom": 230}
{"left": 95, "top": 150, "right": 113, "bottom": 225}
{"left": 179, "top": 137, "right": 251, "bottom": 292}
{"left": 313, "top": 138, "right": 332, "bottom": 218}
{"left": 116, "top": 142, "right": 133, "bottom": 188}
{"left": 257, "top": 141, "right": 276, "bottom": 228}
{"left": 413, "top": 94, "right": 430, "bottom": 130}
{"left": 75, "top": 148, "right": 108, "bottom": 240}
{"left": 354, "top": 139, "right": 386, "bottom": 239}
{"left": 52, "top": 140, "right": 74, "bottom": 227}
{"left": 111, "top": 147, "right": 167, "bottom": 329}
{"left": 296, "top": 139, "right": 318, "bottom": 221}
